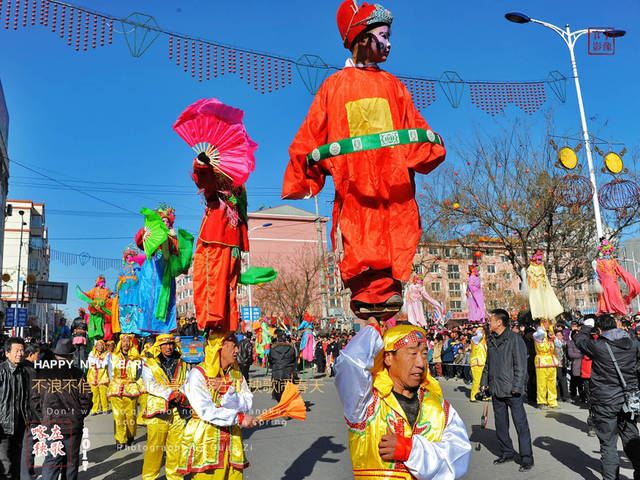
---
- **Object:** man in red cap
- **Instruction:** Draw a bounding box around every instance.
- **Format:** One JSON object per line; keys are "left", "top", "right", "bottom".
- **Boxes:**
{"left": 282, "top": 1, "right": 446, "bottom": 320}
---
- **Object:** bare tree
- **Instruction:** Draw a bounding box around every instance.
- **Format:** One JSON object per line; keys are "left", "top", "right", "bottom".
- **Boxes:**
{"left": 253, "top": 248, "right": 323, "bottom": 327}
{"left": 419, "top": 118, "right": 640, "bottom": 293}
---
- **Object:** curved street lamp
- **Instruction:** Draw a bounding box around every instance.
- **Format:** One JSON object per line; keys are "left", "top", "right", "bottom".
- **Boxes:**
{"left": 504, "top": 12, "right": 627, "bottom": 238}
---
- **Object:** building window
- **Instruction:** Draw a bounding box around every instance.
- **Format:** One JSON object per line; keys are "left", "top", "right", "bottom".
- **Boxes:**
{"left": 29, "top": 237, "right": 43, "bottom": 249}
{"left": 430, "top": 282, "right": 441, "bottom": 292}
{"left": 413, "top": 264, "right": 424, "bottom": 275}
{"left": 429, "top": 264, "right": 440, "bottom": 274}
{"left": 443, "top": 247, "right": 452, "bottom": 258}
{"left": 429, "top": 247, "right": 439, "bottom": 255}
{"left": 501, "top": 255, "right": 509, "bottom": 263}
{"left": 449, "top": 300, "right": 462, "bottom": 312}
{"left": 488, "top": 283, "right": 497, "bottom": 292}
{"left": 589, "top": 294, "right": 598, "bottom": 304}
{"left": 488, "top": 300, "right": 498, "bottom": 309}
{"left": 505, "top": 289, "right": 513, "bottom": 297}
{"left": 576, "top": 298, "right": 585, "bottom": 307}
{"left": 487, "top": 265, "right": 496, "bottom": 274}
{"left": 574, "top": 283, "right": 583, "bottom": 291}
{"left": 503, "top": 272, "right": 512, "bottom": 280}
{"left": 485, "top": 248, "right": 494, "bottom": 256}
{"left": 447, "top": 264, "right": 460, "bottom": 280}
{"left": 28, "top": 258, "right": 40, "bottom": 271}
{"left": 449, "top": 282, "right": 461, "bottom": 298}
{"left": 30, "top": 215, "right": 43, "bottom": 227}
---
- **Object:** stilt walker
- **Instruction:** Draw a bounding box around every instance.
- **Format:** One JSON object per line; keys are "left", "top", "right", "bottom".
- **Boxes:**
{"left": 594, "top": 238, "right": 640, "bottom": 315}
{"left": 283, "top": 0, "right": 446, "bottom": 320}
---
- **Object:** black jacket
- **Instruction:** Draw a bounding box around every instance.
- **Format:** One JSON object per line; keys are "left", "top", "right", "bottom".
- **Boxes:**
{"left": 268, "top": 342, "right": 297, "bottom": 379}
{"left": 71, "top": 316, "right": 87, "bottom": 339}
{"left": 31, "top": 359, "right": 93, "bottom": 432}
{"left": 18, "top": 359, "right": 39, "bottom": 423}
{"left": 0, "top": 359, "right": 28, "bottom": 435}
{"left": 481, "top": 328, "right": 528, "bottom": 398}
{"left": 575, "top": 326, "right": 640, "bottom": 407}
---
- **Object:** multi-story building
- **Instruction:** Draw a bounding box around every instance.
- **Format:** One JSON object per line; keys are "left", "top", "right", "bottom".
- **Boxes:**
{"left": 412, "top": 239, "right": 598, "bottom": 321}
{"left": 0, "top": 80, "right": 11, "bottom": 299}
{"left": 175, "top": 266, "right": 194, "bottom": 318}
{"left": 2, "top": 200, "right": 52, "bottom": 334}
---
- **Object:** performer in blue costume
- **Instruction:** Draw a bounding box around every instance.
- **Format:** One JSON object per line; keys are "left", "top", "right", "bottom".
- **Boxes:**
{"left": 112, "top": 247, "right": 145, "bottom": 334}
{"left": 135, "top": 204, "right": 194, "bottom": 334}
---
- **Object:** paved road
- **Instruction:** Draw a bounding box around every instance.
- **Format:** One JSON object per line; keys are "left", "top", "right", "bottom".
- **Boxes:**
{"left": 74, "top": 366, "right": 635, "bottom": 480}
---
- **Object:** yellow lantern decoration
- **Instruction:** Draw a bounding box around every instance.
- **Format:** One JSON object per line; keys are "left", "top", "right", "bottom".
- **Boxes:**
{"left": 603, "top": 151, "right": 623, "bottom": 174}
{"left": 557, "top": 147, "right": 578, "bottom": 170}
{"left": 452, "top": 202, "right": 460, "bottom": 210}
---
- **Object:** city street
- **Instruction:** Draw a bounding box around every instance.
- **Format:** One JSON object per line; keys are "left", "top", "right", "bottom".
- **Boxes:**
{"left": 74, "top": 366, "right": 636, "bottom": 480}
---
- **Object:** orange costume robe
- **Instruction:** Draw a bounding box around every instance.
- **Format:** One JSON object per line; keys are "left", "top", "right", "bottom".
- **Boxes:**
{"left": 192, "top": 160, "right": 249, "bottom": 332}
{"left": 282, "top": 65, "right": 445, "bottom": 309}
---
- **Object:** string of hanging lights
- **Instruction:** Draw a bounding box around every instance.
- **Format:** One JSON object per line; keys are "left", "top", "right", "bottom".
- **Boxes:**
{"left": 1, "top": 0, "right": 567, "bottom": 114}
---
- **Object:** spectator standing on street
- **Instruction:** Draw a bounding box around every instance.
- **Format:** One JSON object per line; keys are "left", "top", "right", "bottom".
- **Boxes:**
{"left": 19, "top": 342, "right": 40, "bottom": 480}
{"left": 575, "top": 314, "right": 640, "bottom": 480}
{"left": 31, "top": 338, "right": 92, "bottom": 480}
{"left": 0, "top": 337, "right": 27, "bottom": 480}
{"left": 567, "top": 330, "right": 585, "bottom": 401}
{"left": 236, "top": 332, "right": 254, "bottom": 382}
{"left": 554, "top": 329, "right": 570, "bottom": 402}
{"left": 268, "top": 330, "right": 297, "bottom": 402}
{"left": 480, "top": 309, "right": 534, "bottom": 472}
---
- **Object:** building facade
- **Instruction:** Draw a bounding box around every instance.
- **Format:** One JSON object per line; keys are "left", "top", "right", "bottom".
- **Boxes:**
{"left": 412, "top": 239, "right": 599, "bottom": 321}
{"left": 0, "top": 80, "right": 10, "bottom": 300}
{"left": 2, "top": 200, "right": 53, "bottom": 334}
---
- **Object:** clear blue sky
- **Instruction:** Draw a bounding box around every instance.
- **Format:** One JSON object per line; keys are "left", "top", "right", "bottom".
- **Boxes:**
{"left": 1, "top": 0, "right": 638, "bottom": 318}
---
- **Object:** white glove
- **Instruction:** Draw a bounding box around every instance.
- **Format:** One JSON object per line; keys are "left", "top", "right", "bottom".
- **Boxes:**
{"left": 584, "top": 318, "right": 595, "bottom": 328}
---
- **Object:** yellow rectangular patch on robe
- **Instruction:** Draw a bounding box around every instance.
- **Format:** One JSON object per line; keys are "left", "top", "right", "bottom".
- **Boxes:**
{"left": 345, "top": 97, "right": 394, "bottom": 137}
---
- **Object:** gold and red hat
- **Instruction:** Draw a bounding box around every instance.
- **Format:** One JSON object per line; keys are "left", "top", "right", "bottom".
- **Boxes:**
{"left": 337, "top": 0, "right": 393, "bottom": 49}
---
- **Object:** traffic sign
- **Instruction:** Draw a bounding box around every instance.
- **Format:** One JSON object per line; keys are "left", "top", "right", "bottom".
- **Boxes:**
{"left": 5, "top": 308, "right": 28, "bottom": 327}
{"left": 241, "top": 307, "right": 251, "bottom": 322}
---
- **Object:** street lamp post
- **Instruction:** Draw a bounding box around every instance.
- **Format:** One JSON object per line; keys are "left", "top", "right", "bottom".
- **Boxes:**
{"left": 15, "top": 210, "right": 25, "bottom": 337}
{"left": 246, "top": 223, "right": 272, "bottom": 326}
{"left": 505, "top": 12, "right": 626, "bottom": 239}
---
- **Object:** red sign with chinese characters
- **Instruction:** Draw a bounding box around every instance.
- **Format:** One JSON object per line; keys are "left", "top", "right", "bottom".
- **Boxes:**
{"left": 588, "top": 28, "right": 615, "bottom": 55}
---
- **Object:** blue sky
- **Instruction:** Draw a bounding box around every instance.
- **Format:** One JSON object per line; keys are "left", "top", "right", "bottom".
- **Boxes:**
{"left": 1, "top": 0, "right": 638, "bottom": 317}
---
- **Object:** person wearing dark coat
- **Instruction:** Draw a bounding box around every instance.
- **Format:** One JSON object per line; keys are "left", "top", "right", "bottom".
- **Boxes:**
{"left": 567, "top": 330, "right": 584, "bottom": 400}
{"left": 0, "top": 337, "right": 27, "bottom": 480}
{"left": 314, "top": 339, "right": 326, "bottom": 374}
{"left": 70, "top": 310, "right": 88, "bottom": 369}
{"left": 480, "top": 309, "right": 534, "bottom": 472}
{"left": 575, "top": 314, "right": 640, "bottom": 480}
{"left": 19, "top": 343, "right": 40, "bottom": 480}
{"left": 31, "top": 339, "right": 93, "bottom": 480}
{"left": 268, "top": 331, "right": 297, "bottom": 402}
{"left": 236, "top": 332, "right": 254, "bottom": 382}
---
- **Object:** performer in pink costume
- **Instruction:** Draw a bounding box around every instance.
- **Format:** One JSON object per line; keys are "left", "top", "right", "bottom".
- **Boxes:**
{"left": 405, "top": 274, "right": 443, "bottom": 328}
{"left": 467, "top": 264, "right": 486, "bottom": 323}
{"left": 595, "top": 238, "right": 640, "bottom": 316}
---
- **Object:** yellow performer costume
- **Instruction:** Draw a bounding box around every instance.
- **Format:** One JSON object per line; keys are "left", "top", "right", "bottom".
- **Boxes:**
{"left": 138, "top": 342, "right": 153, "bottom": 426}
{"left": 533, "top": 326, "right": 558, "bottom": 408}
{"left": 141, "top": 334, "right": 190, "bottom": 480}
{"left": 177, "top": 332, "right": 252, "bottom": 479}
{"left": 87, "top": 340, "right": 110, "bottom": 413}
{"left": 469, "top": 329, "right": 487, "bottom": 402}
{"left": 525, "top": 255, "right": 564, "bottom": 323}
{"left": 335, "top": 324, "right": 471, "bottom": 479}
{"left": 108, "top": 333, "right": 141, "bottom": 446}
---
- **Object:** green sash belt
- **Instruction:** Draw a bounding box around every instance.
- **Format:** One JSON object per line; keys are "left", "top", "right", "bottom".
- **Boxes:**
{"left": 306, "top": 128, "right": 443, "bottom": 163}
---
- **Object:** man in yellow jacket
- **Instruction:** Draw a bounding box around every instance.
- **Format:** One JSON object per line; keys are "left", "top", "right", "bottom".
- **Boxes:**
{"left": 533, "top": 323, "right": 559, "bottom": 408}
{"left": 469, "top": 328, "right": 487, "bottom": 402}
{"left": 107, "top": 333, "right": 141, "bottom": 448}
{"left": 335, "top": 320, "right": 471, "bottom": 479}
{"left": 141, "top": 334, "right": 190, "bottom": 480}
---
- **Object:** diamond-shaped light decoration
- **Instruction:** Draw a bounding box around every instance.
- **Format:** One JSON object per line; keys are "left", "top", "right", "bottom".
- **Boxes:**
{"left": 295, "top": 54, "right": 330, "bottom": 95}
{"left": 547, "top": 70, "right": 567, "bottom": 103}
{"left": 122, "top": 12, "right": 160, "bottom": 57}
{"left": 438, "top": 71, "right": 464, "bottom": 109}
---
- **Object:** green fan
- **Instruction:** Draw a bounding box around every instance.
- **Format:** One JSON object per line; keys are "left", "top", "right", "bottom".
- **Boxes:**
{"left": 140, "top": 207, "right": 169, "bottom": 259}
{"left": 239, "top": 266, "right": 278, "bottom": 285}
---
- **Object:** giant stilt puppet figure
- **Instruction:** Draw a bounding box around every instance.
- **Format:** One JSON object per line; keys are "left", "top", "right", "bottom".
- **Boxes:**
{"left": 112, "top": 247, "right": 145, "bottom": 334}
{"left": 135, "top": 205, "right": 194, "bottom": 334}
{"left": 523, "top": 251, "right": 564, "bottom": 324}
{"left": 282, "top": 0, "right": 446, "bottom": 320}
{"left": 335, "top": 322, "right": 471, "bottom": 479}
{"left": 594, "top": 238, "right": 640, "bottom": 316}
{"left": 77, "top": 276, "right": 112, "bottom": 341}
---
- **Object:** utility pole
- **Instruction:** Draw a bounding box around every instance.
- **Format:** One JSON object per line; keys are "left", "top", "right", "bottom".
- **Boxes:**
{"left": 314, "top": 196, "right": 328, "bottom": 318}
{"left": 15, "top": 210, "right": 25, "bottom": 337}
